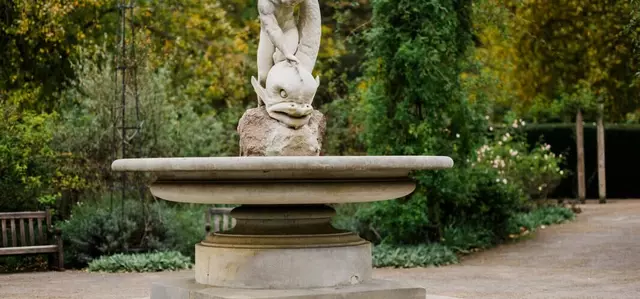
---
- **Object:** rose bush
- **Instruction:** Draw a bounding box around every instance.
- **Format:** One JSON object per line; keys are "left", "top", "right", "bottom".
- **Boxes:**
{"left": 475, "top": 118, "right": 567, "bottom": 202}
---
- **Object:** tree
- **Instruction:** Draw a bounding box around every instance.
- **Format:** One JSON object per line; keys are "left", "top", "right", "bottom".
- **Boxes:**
{"left": 0, "top": 0, "right": 115, "bottom": 111}
{"left": 0, "top": 91, "right": 58, "bottom": 211}
{"left": 511, "top": 0, "right": 640, "bottom": 119}
{"left": 468, "top": 0, "right": 640, "bottom": 202}
{"left": 512, "top": 1, "right": 640, "bottom": 203}
{"left": 361, "top": 0, "right": 494, "bottom": 241}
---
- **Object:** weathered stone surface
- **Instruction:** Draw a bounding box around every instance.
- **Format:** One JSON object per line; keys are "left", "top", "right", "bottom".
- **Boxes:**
{"left": 151, "top": 278, "right": 428, "bottom": 299}
{"left": 237, "top": 106, "right": 326, "bottom": 156}
{"left": 255, "top": 0, "right": 321, "bottom": 128}
{"left": 194, "top": 242, "right": 372, "bottom": 289}
{"left": 110, "top": 156, "right": 454, "bottom": 204}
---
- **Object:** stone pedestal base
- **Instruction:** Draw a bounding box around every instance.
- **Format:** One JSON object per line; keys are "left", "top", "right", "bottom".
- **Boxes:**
{"left": 151, "top": 278, "right": 427, "bottom": 299}
{"left": 195, "top": 205, "right": 372, "bottom": 289}
{"left": 195, "top": 242, "right": 372, "bottom": 289}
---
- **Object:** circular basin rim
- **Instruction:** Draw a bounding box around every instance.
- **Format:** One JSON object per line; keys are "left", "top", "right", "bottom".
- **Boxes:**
{"left": 111, "top": 155, "right": 454, "bottom": 172}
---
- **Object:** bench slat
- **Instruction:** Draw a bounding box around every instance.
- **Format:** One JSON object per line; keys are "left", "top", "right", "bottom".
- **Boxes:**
{"left": 10, "top": 219, "right": 17, "bottom": 247}
{"left": 0, "top": 212, "right": 48, "bottom": 220}
{"left": 19, "top": 219, "right": 26, "bottom": 246}
{"left": 1, "top": 219, "right": 6, "bottom": 247}
{"left": 213, "top": 214, "right": 220, "bottom": 232}
{"left": 0, "top": 245, "right": 58, "bottom": 255}
{"left": 28, "top": 218, "right": 35, "bottom": 246}
{"left": 37, "top": 218, "right": 44, "bottom": 245}
{"left": 222, "top": 215, "right": 229, "bottom": 231}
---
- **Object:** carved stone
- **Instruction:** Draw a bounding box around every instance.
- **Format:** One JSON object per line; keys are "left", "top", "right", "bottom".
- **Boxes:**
{"left": 251, "top": 61, "right": 319, "bottom": 129}
{"left": 238, "top": 106, "right": 326, "bottom": 156}
{"left": 253, "top": 0, "right": 321, "bottom": 132}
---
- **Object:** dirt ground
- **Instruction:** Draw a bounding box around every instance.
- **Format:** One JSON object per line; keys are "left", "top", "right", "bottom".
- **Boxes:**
{"left": 2, "top": 200, "right": 639, "bottom": 299}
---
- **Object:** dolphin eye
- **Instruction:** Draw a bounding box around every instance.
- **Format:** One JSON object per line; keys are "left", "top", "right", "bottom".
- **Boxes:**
{"left": 280, "top": 89, "right": 288, "bottom": 98}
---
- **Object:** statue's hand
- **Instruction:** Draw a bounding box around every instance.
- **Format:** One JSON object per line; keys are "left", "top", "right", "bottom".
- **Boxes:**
{"left": 286, "top": 54, "right": 300, "bottom": 64}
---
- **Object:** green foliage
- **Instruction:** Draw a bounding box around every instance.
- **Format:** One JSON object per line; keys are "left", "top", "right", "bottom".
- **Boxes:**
{"left": 366, "top": 205, "right": 575, "bottom": 268}
{"left": 87, "top": 251, "right": 192, "bottom": 273}
{"left": 135, "top": 0, "right": 253, "bottom": 111}
{"left": 506, "top": 206, "right": 575, "bottom": 237}
{"left": 0, "top": 95, "right": 58, "bottom": 211}
{"left": 58, "top": 198, "right": 207, "bottom": 267}
{"left": 52, "top": 45, "right": 240, "bottom": 199}
{"left": 364, "top": 0, "right": 479, "bottom": 159}
{"left": 321, "top": 82, "right": 367, "bottom": 155}
{"left": 355, "top": 163, "right": 527, "bottom": 245}
{"left": 0, "top": 0, "right": 112, "bottom": 109}
{"left": 471, "top": 0, "right": 640, "bottom": 121}
{"left": 359, "top": 0, "right": 512, "bottom": 247}
{"left": 475, "top": 119, "right": 568, "bottom": 201}
{"left": 372, "top": 244, "right": 458, "bottom": 268}
{"left": 0, "top": 255, "right": 49, "bottom": 273}
{"left": 441, "top": 224, "right": 493, "bottom": 253}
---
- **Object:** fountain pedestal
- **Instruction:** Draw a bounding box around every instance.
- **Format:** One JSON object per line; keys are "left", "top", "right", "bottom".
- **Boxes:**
{"left": 195, "top": 204, "right": 371, "bottom": 289}
{"left": 112, "top": 156, "right": 453, "bottom": 298}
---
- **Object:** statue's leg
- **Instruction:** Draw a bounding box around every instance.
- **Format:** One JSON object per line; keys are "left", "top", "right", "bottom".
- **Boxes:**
{"left": 257, "top": 29, "right": 275, "bottom": 87}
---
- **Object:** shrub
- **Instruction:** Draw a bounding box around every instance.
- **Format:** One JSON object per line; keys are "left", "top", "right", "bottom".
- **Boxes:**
{"left": 506, "top": 206, "right": 575, "bottom": 237}
{"left": 441, "top": 224, "right": 494, "bottom": 253}
{"left": 355, "top": 164, "right": 527, "bottom": 245}
{"left": 87, "top": 251, "right": 192, "bottom": 273}
{"left": 372, "top": 244, "right": 458, "bottom": 268}
{"left": 59, "top": 198, "right": 207, "bottom": 267}
{"left": 0, "top": 93, "right": 59, "bottom": 212}
{"left": 476, "top": 118, "right": 568, "bottom": 201}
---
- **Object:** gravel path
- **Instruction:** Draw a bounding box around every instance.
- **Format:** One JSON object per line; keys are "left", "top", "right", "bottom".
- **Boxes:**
{"left": 1, "top": 200, "right": 639, "bottom": 299}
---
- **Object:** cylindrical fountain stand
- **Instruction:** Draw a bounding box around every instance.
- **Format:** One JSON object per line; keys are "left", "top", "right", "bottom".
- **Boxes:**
{"left": 195, "top": 204, "right": 372, "bottom": 289}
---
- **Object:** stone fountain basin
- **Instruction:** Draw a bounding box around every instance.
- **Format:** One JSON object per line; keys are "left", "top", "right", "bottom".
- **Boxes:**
{"left": 111, "top": 156, "right": 453, "bottom": 205}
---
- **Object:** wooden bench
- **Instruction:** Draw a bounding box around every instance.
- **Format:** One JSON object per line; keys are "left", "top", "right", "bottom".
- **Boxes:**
{"left": 0, "top": 210, "right": 64, "bottom": 270}
{"left": 204, "top": 208, "right": 236, "bottom": 236}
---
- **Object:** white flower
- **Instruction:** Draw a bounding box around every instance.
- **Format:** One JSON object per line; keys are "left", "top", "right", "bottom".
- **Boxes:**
{"left": 502, "top": 178, "right": 508, "bottom": 184}
{"left": 538, "top": 186, "right": 543, "bottom": 191}
{"left": 512, "top": 123, "right": 519, "bottom": 129}
{"left": 509, "top": 149, "right": 518, "bottom": 156}
{"left": 485, "top": 115, "right": 490, "bottom": 120}
{"left": 521, "top": 120, "right": 526, "bottom": 126}
{"left": 560, "top": 170, "right": 564, "bottom": 175}
{"left": 456, "top": 133, "right": 460, "bottom": 138}
{"left": 489, "top": 126, "right": 494, "bottom": 131}
{"left": 498, "top": 141, "right": 503, "bottom": 145}
{"left": 496, "top": 178, "right": 500, "bottom": 183}
{"left": 545, "top": 144, "right": 551, "bottom": 150}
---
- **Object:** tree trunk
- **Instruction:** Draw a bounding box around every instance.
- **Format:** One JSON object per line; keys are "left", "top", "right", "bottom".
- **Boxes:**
{"left": 597, "top": 102, "right": 607, "bottom": 204}
{"left": 576, "top": 109, "right": 586, "bottom": 204}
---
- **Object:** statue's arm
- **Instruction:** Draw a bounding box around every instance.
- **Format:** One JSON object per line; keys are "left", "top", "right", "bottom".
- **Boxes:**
{"left": 258, "top": 0, "right": 298, "bottom": 62}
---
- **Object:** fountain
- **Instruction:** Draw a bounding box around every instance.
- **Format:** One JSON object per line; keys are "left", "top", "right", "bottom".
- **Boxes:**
{"left": 112, "top": 1, "right": 453, "bottom": 298}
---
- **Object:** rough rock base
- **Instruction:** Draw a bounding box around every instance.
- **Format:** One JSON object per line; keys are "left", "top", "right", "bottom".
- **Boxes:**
{"left": 151, "top": 278, "right": 427, "bottom": 299}
{"left": 237, "top": 107, "right": 326, "bottom": 156}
